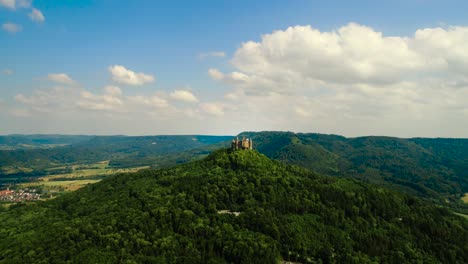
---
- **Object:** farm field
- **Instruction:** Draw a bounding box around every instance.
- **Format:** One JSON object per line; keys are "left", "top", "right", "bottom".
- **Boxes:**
{"left": 18, "top": 161, "right": 148, "bottom": 193}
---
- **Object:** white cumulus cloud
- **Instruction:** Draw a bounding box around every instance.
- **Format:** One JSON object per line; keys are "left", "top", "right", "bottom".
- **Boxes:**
{"left": 206, "top": 23, "right": 468, "bottom": 137}
{"left": 208, "top": 68, "right": 224, "bottom": 81}
{"left": 170, "top": 89, "right": 199, "bottom": 103}
{"left": 128, "top": 94, "right": 169, "bottom": 108}
{"left": 28, "top": 8, "right": 45, "bottom": 23}
{"left": 201, "top": 103, "right": 224, "bottom": 116}
{"left": 47, "top": 73, "right": 75, "bottom": 85}
{"left": 109, "top": 65, "right": 155, "bottom": 86}
{"left": 77, "top": 86, "right": 124, "bottom": 111}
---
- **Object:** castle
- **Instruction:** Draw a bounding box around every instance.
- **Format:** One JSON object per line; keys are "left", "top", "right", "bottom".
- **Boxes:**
{"left": 231, "top": 136, "right": 253, "bottom": 150}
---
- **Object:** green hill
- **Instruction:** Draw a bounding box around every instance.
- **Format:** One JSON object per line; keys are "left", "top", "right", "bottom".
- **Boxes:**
{"left": 0, "top": 149, "right": 466, "bottom": 263}
{"left": 239, "top": 132, "right": 468, "bottom": 211}
{"left": 0, "top": 135, "right": 231, "bottom": 185}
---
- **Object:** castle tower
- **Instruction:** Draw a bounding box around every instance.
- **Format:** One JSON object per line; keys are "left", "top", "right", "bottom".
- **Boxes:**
{"left": 231, "top": 136, "right": 253, "bottom": 150}
{"left": 231, "top": 137, "right": 240, "bottom": 150}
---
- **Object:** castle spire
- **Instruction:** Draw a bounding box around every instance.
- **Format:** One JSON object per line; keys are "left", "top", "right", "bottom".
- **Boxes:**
{"left": 231, "top": 136, "right": 253, "bottom": 150}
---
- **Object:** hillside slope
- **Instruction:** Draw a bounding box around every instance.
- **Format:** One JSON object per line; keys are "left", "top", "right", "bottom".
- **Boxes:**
{"left": 0, "top": 149, "right": 466, "bottom": 263}
{"left": 239, "top": 132, "right": 468, "bottom": 210}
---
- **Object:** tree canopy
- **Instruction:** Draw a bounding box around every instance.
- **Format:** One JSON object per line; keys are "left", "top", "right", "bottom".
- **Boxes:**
{"left": 0, "top": 149, "right": 466, "bottom": 263}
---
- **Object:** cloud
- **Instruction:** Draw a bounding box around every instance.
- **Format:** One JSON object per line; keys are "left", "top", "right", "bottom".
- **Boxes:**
{"left": 0, "top": 0, "right": 31, "bottom": 9}
{"left": 76, "top": 87, "right": 177, "bottom": 118}
{"left": 200, "top": 103, "right": 224, "bottom": 116}
{"left": 5, "top": 23, "right": 468, "bottom": 137}
{"left": 14, "top": 86, "right": 79, "bottom": 113}
{"left": 211, "top": 23, "right": 468, "bottom": 96}
{"left": 28, "top": 8, "right": 45, "bottom": 23}
{"left": 0, "top": 0, "right": 15, "bottom": 9}
{"left": 127, "top": 94, "right": 169, "bottom": 109}
{"left": 170, "top": 89, "right": 199, "bottom": 103}
{"left": 199, "top": 51, "right": 226, "bottom": 59}
{"left": 205, "top": 23, "right": 468, "bottom": 137}
{"left": 3, "top": 69, "right": 13, "bottom": 75}
{"left": 208, "top": 68, "right": 224, "bottom": 81}
{"left": 77, "top": 86, "right": 124, "bottom": 111}
{"left": 208, "top": 68, "right": 249, "bottom": 84}
{"left": 14, "top": 84, "right": 173, "bottom": 115}
{"left": 47, "top": 73, "right": 75, "bottom": 85}
{"left": 2, "top": 23, "right": 22, "bottom": 33}
{"left": 109, "top": 65, "right": 155, "bottom": 86}
{"left": 215, "top": 23, "right": 468, "bottom": 93}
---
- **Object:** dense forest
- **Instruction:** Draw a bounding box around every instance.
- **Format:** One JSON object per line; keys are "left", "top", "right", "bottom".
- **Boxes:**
{"left": 237, "top": 132, "right": 468, "bottom": 212}
{"left": 0, "top": 149, "right": 466, "bottom": 263}
{"left": 2, "top": 132, "right": 468, "bottom": 213}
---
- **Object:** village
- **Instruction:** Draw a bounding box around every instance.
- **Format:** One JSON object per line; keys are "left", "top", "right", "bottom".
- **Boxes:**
{"left": 0, "top": 188, "right": 42, "bottom": 202}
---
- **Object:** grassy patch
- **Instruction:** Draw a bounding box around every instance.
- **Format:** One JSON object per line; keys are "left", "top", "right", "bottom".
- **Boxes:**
{"left": 18, "top": 161, "right": 148, "bottom": 193}
{"left": 21, "top": 180, "right": 101, "bottom": 191}
{"left": 0, "top": 166, "right": 34, "bottom": 174}
{"left": 462, "top": 193, "right": 468, "bottom": 203}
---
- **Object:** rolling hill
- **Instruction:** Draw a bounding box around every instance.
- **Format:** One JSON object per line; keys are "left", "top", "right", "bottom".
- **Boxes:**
{"left": 0, "top": 149, "right": 466, "bottom": 263}
{"left": 238, "top": 132, "right": 468, "bottom": 212}
{"left": 0, "top": 135, "right": 231, "bottom": 185}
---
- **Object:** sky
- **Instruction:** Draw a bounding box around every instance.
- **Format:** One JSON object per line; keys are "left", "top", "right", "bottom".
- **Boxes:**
{"left": 1, "top": 0, "right": 468, "bottom": 137}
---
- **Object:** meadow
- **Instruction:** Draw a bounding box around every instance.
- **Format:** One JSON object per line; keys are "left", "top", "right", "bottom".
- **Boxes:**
{"left": 19, "top": 161, "right": 148, "bottom": 193}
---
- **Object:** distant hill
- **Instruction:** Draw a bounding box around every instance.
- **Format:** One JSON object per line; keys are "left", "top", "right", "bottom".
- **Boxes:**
{"left": 238, "top": 131, "right": 468, "bottom": 211}
{"left": 2, "top": 132, "right": 468, "bottom": 213}
{"left": 0, "top": 149, "right": 466, "bottom": 263}
{"left": 0, "top": 135, "right": 231, "bottom": 184}
{"left": 0, "top": 135, "right": 94, "bottom": 150}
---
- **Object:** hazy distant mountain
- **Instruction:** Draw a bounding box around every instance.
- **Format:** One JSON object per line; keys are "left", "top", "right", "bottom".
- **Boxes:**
{"left": 0, "top": 135, "right": 94, "bottom": 150}
{"left": 0, "top": 135, "right": 231, "bottom": 167}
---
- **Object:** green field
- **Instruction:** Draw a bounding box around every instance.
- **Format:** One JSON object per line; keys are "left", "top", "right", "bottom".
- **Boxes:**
{"left": 462, "top": 193, "right": 468, "bottom": 203}
{"left": 0, "top": 166, "right": 33, "bottom": 175}
{"left": 0, "top": 143, "right": 68, "bottom": 151}
{"left": 19, "top": 161, "right": 148, "bottom": 193}
{"left": 20, "top": 179, "right": 102, "bottom": 192}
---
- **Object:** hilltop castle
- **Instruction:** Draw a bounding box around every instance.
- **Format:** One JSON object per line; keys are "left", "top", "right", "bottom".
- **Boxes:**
{"left": 231, "top": 136, "right": 253, "bottom": 150}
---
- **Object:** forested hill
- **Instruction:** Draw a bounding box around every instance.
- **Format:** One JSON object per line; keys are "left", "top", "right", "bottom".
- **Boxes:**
{"left": 0, "top": 135, "right": 94, "bottom": 149}
{"left": 0, "top": 149, "right": 466, "bottom": 263}
{"left": 0, "top": 135, "right": 231, "bottom": 172}
{"left": 239, "top": 131, "right": 468, "bottom": 210}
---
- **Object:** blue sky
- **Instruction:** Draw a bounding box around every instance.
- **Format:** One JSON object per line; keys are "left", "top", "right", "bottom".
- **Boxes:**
{"left": 2, "top": 1, "right": 468, "bottom": 136}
